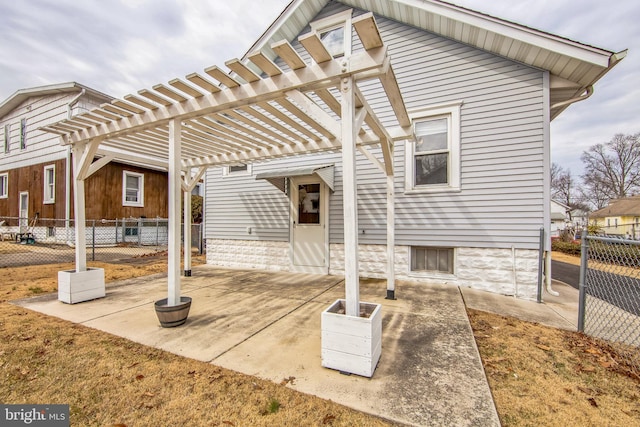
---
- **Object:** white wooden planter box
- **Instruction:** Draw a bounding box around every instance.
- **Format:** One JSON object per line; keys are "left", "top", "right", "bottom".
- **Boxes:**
{"left": 321, "top": 299, "right": 382, "bottom": 378}
{"left": 58, "top": 268, "right": 105, "bottom": 304}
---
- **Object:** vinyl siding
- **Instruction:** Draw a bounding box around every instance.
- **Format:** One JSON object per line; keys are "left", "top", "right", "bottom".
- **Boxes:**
{"left": 0, "top": 93, "right": 72, "bottom": 170}
{"left": 205, "top": 1, "right": 546, "bottom": 250}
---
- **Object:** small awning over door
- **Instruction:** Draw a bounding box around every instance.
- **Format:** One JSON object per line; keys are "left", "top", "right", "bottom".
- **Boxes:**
{"left": 255, "top": 164, "right": 334, "bottom": 193}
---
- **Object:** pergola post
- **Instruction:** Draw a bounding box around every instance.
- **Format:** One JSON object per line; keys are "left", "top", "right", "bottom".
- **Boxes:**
{"left": 168, "top": 119, "right": 182, "bottom": 306}
{"left": 183, "top": 189, "right": 192, "bottom": 276}
{"left": 340, "top": 76, "right": 360, "bottom": 317}
{"left": 71, "top": 143, "right": 88, "bottom": 273}
{"left": 386, "top": 172, "right": 396, "bottom": 299}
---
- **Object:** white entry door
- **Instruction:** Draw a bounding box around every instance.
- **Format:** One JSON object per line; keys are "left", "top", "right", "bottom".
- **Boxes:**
{"left": 19, "top": 191, "right": 28, "bottom": 232}
{"left": 291, "top": 178, "right": 328, "bottom": 274}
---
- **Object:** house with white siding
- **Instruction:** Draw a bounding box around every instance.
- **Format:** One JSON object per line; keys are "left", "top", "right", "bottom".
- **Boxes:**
{"left": 0, "top": 82, "right": 170, "bottom": 242}
{"left": 202, "top": 0, "right": 625, "bottom": 299}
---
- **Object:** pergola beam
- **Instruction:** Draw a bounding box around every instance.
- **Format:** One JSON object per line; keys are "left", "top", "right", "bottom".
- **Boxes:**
{"left": 58, "top": 47, "right": 389, "bottom": 147}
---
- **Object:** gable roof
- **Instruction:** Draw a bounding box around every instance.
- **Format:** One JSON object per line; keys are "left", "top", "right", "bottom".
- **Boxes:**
{"left": 246, "top": 0, "right": 626, "bottom": 120}
{"left": 590, "top": 196, "right": 640, "bottom": 218}
{"left": 0, "top": 82, "right": 112, "bottom": 119}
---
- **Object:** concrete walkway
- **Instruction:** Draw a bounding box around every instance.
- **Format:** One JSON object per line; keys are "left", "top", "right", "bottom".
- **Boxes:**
{"left": 15, "top": 266, "right": 579, "bottom": 426}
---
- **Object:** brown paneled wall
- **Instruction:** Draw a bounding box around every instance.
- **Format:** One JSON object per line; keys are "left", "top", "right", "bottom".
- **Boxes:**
{"left": 83, "top": 162, "right": 168, "bottom": 220}
{"left": 0, "top": 160, "right": 168, "bottom": 221}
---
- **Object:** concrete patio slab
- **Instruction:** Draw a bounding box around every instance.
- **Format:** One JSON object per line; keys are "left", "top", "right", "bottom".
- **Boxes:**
{"left": 15, "top": 266, "right": 500, "bottom": 427}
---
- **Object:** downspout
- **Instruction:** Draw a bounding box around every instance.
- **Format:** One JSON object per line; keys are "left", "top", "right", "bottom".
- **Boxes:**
{"left": 65, "top": 89, "right": 85, "bottom": 244}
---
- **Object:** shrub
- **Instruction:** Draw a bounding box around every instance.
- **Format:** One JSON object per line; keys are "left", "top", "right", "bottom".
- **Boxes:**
{"left": 551, "top": 240, "right": 581, "bottom": 256}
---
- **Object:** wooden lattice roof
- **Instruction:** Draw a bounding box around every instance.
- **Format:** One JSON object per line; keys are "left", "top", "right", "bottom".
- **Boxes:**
{"left": 41, "top": 13, "right": 411, "bottom": 174}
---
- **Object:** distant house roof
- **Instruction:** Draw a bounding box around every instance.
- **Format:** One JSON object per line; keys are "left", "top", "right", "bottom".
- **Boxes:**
{"left": 246, "top": 0, "right": 626, "bottom": 120}
{"left": 589, "top": 196, "right": 640, "bottom": 218}
{"left": 0, "top": 82, "right": 112, "bottom": 119}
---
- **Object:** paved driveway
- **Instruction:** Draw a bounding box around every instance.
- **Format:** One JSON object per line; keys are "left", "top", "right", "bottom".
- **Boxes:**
{"left": 16, "top": 266, "right": 499, "bottom": 426}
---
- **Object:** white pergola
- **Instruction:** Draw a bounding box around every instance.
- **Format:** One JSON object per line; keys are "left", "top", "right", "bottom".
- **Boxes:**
{"left": 42, "top": 13, "right": 413, "bottom": 316}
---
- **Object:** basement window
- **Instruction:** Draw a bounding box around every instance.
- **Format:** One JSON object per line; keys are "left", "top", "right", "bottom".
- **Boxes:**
{"left": 411, "top": 246, "right": 454, "bottom": 274}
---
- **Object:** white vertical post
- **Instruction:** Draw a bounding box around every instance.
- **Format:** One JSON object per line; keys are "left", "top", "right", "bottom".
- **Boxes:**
{"left": 386, "top": 172, "right": 396, "bottom": 299}
{"left": 168, "top": 119, "right": 182, "bottom": 306}
{"left": 341, "top": 76, "right": 360, "bottom": 317}
{"left": 71, "top": 144, "right": 87, "bottom": 273}
{"left": 183, "top": 189, "right": 192, "bottom": 276}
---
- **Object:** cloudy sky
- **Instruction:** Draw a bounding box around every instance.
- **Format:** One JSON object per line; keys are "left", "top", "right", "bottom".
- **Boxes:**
{"left": 0, "top": 0, "right": 637, "bottom": 177}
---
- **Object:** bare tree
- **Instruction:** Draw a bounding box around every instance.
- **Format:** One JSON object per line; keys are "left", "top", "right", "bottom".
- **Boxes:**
{"left": 581, "top": 133, "right": 640, "bottom": 208}
{"left": 550, "top": 162, "right": 574, "bottom": 207}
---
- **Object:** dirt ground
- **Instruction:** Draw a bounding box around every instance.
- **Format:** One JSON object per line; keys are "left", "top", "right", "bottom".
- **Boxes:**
{"left": 1, "top": 253, "right": 639, "bottom": 426}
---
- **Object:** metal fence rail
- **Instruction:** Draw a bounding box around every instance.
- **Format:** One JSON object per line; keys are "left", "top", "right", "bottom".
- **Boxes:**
{"left": 578, "top": 232, "right": 640, "bottom": 373}
{"left": 0, "top": 217, "right": 203, "bottom": 268}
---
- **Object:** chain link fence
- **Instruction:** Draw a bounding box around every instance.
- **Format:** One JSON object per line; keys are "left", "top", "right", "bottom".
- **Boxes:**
{"left": 578, "top": 232, "right": 640, "bottom": 373}
{"left": 0, "top": 217, "right": 203, "bottom": 268}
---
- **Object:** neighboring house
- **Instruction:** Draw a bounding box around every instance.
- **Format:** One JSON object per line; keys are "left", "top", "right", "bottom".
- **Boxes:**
{"left": 200, "top": 0, "right": 624, "bottom": 299}
{"left": 0, "top": 82, "right": 169, "bottom": 242}
{"left": 550, "top": 200, "right": 571, "bottom": 237}
{"left": 589, "top": 196, "right": 640, "bottom": 239}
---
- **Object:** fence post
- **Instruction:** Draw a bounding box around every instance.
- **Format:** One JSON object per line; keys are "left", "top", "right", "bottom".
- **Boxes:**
{"left": 138, "top": 217, "right": 142, "bottom": 246}
{"left": 115, "top": 218, "right": 119, "bottom": 244}
{"left": 156, "top": 217, "right": 159, "bottom": 249}
{"left": 577, "top": 228, "right": 589, "bottom": 332}
{"left": 92, "top": 220, "right": 96, "bottom": 261}
{"left": 537, "top": 228, "right": 544, "bottom": 303}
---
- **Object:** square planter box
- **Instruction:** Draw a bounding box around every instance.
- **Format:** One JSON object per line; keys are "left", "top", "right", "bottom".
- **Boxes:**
{"left": 321, "top": 299, "right": 382, "bottom": 378}
{"left": 58, "top": 268, "right": 106, "bottom": 304}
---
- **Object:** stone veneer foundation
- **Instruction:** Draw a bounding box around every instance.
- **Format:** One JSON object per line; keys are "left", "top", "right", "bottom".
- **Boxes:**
{"left": 206, "top": 239, "right": 540, "bottom": 300}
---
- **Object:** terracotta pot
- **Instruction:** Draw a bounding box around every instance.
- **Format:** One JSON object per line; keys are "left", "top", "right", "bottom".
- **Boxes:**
{"left": 154, "top": 296, "right": 192, "bottom": 327}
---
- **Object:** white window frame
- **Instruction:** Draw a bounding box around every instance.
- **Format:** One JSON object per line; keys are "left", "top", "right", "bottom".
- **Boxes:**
{"left": 0, "top": 173, "right": 7, "bottom": 199}
{"left": 405, "top": 102, "right": 462, "bottom": 194}
{"left": 222, "top": 163, "right": 252, "bottom": 177}
{"left": 43, "top": 164, "right": 55, "bottom": 204}
{"left": 122, "top": 171, "right": 144, "bottom": 207}
{"left": 310, "top": 9, "right": 353, "bottom": 58}
{"left": 408, "top": 246, "right": 456, "bottom": 280}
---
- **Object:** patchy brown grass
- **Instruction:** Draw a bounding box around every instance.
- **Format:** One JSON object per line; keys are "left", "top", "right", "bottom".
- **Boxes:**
{"left": 3, "top": 254, "right": 640, "bottom": 426}
{"left": 469, "top": 309, "right": 640, "bottom": 426}
{"left": 0, "top": 256, "right": 396, "bottom": 427}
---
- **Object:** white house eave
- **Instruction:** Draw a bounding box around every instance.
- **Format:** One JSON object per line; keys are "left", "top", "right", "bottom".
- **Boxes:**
{"left": 377, "top": 0, "right": 615, "bottom": 67}
{"left": 248, "top": 0, "right": 617, "bottom": 71}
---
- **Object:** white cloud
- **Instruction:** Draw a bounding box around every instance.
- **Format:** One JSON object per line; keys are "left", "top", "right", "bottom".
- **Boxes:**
{"left": 0, "top": 0, "right": 636, "bottom": 179}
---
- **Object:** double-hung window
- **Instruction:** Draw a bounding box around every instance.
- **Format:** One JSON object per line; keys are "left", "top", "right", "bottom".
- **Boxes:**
{"left": 123, "top": 171, "right": 144, "bottom": 207}
{"left": 0, "top": 173, "right": 7, "bottom": 198}
{"left": 44, "top": 165, "right": 55, "bottom": 204}
{"left": 406, "top": 103, "right": 461, "bottom": 193}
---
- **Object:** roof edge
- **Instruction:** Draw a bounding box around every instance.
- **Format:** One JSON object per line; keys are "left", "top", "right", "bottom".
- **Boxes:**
{"left": 0, "top": 82, "right": 113, "bottom": 119}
